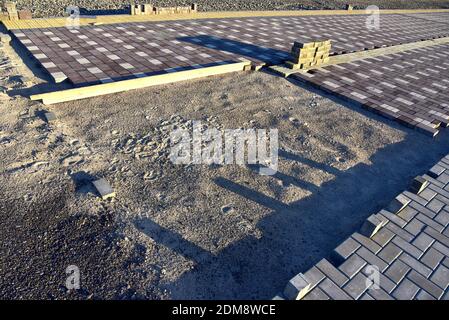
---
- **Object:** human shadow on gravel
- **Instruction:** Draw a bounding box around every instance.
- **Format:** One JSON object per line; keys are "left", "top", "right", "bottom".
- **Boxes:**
{"left": 163, "top": 130, "right": 449, "bottom": 299}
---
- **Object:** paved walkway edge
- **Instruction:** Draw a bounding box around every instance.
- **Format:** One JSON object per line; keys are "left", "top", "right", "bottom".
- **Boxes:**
{"left": 276, "top": 155, "right": 449, "bottom": 300}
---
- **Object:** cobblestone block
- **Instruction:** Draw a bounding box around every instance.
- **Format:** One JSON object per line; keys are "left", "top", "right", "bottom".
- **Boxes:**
{"left": 407, "top": 270, "right": 444, "bottom": 299}
{"left": 338, "top": 254, "right": 367, "bottom": 278}
{"left": 283, "top": 273, "right": 311, "bottom": 300}
{"left": 316, "top": 259, "right": 348, "bottom": 287}
{"left": 318, "top": 278, "right": 352, "bottom": 300}
{"left": 392, "top": 278, "right": 420, "bottom": 300}
{"left": 385, "top": 259, "right": 411, "bottom": 284}
{"left": 343, "top": 272, "right": 370, "bottom": 299}
{"left": 420, "top": 247, "right": 444, "bottom": 269}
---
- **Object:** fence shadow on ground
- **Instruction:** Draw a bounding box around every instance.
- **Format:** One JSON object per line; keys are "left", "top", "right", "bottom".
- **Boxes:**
{"left": 136, "top": 129, "right": 449, "bottom": 299}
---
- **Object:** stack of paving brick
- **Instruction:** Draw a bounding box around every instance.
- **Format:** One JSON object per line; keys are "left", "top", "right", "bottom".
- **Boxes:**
{"left": 275, "top": 155, "right": 449, "bottom": 300}
{"left": 154, "top": 4, "right": 197, "bottom": 15}
{"left": 286, "top": 40, "right": 331, "bottom": 70}
{"left": 131, "top": 3, "right": 197, "bottom": 15}
{"left": 5, "top": 1, "right": 18, "bottom": 20}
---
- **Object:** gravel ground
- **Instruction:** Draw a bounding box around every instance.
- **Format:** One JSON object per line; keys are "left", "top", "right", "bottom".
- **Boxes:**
{"left": 2, "top": 35, "right": 449, "bottom": 299}
{"left": 8, "top": 0, "right": 449, "bottom": 18}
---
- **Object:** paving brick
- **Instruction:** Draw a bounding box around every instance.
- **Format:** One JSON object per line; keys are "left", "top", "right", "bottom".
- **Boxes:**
{"left": 410, "top": 176, "right": 430, "bottom": 195}
{"left": 384, "top": 222, "right": 415, "bottom": 242}
{"left": 392, "top": 236, "right": 423, "bottom": 259}
{"left": 428, "top": 164, "right": 445, "bottom": 179}
{"left": 351, "top": 232, "right": 382, "bottom": 254}
{"left": 404, "top": 218, "right": 426, "bottom": 236}
{"left": 397, "top": 206, "right": 418, "bottom": 223}
{"left": 433, "top": 241, "right": 449, "bottom": 257}
{"left": 92, "top": 178, "right": 116, "bottom": 200}
{"left": 385, "top": 259, "right": 411, "bottom": 284}
{"left": 367, "top": 287, "right": 395, "bottom": 300}
{"left": 283, "top": 273, "right": 311, "bottom": 300}
{"left": 302, "top": 287, "right": 330, "bottom": 300}
{"left": 392, "top": 278, "right": 420, "bottom": 300}
{"left": 407, "top": 270, "right": 444, "bottom": 299}
{"left": 427, "top": 198, "right": 445, "bottom": 214}
{"left": 318, "top": 278, "right": 352, "bottom": 300}
{"left": 386, "top": 194, "right": 411, "bottom": 214}
{"left": 356, "top": 246, "right": 389, "bottom": 271}
{"left": 435, "top": 210, "right": 449, "bottom": 227}
{"left": 359, "top": 293, "right": 375, "bottom": 300}
{"left": 378, "top": 209, "right": 408, "bottom": 228}
{"left": 420, "top": 247, "right": 445, "bottom": 269}
{"left": 315, "top": 259, "right": 348, "bottom": 287}
{"left": 399, "top": 252, "right": 433, "bottom": 277}
{"left": 331, "top": 237, "right": 361, "bottom": 265}
{"left": 343, "top": 272, "right": 370, "bottom": 299}
{"left": 416, "top": 214, "right": 445, "bottom": 232}
{"left": 442, "top": 257, "right": 449, "bottom": 268}
{"left": 412, "top": 232, "right": 435, "bottom": 252}
{"left": 303, "top": 266, "right": 325, "bottom": 287}
{"left": 429, "top": 265, "right": 449, "bottom": 290}
{"left": 371, "top": 227, "right": 395, "bottom": 247}
{"left": 378, "top": 242, "right": 403, "bottom": 264}
{"left": 419, "top": 187, "right": 437, "bottom": 201}
{"left": 424, "top": 226, "right": 449, "bottom": 247}
{"left": 415, "top": 290, "right": 436, "bottom": 300}
{"left": 359, "top": 214, "right": 386, "bottom": 238}
{"left": 409, "top": 201, "right": 438, "bottom": 219}
{"left": 338, "top": 254, "right": 367, "bottom": 279}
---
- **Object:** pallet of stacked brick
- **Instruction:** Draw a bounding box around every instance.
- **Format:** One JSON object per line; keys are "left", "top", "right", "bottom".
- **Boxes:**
{"left": 286, "top": 40, "right": 332, "bottom": 70}
{"left": 5, "top": 1, "right": 18, "bottom": 20}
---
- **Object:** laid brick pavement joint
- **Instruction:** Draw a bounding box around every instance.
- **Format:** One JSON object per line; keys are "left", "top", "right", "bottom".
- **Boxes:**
{"left": 276, "top": 153, "right": 449, "bottom": 300}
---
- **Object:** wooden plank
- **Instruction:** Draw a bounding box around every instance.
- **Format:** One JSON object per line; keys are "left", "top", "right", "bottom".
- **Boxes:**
{"left": 31, "top": 60, "right": 251, "bottom": 105}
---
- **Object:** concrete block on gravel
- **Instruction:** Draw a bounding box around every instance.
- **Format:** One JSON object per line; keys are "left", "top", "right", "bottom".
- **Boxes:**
{"left": 283, "top": 273, "right": 311, "bottom": 300}
{"left": 360, "top": 214, "right": 386, "bottom": 238}
{"left": 410, "top": 176, "right": 429, "bottom": 194}
{"left": 92, "top": 178, "right": 116, "bottom": 200}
